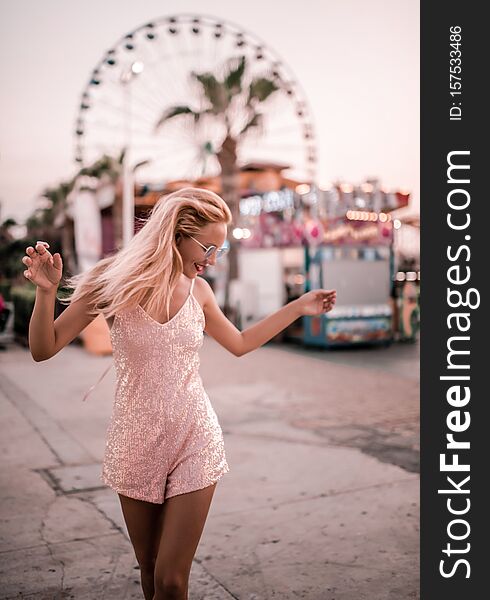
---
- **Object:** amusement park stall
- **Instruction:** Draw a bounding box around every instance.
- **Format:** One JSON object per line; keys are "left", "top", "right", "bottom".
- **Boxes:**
{"left": 232, "top": 187, "right": 305, "bottom": 331}
{"left": 300, "top": 214, "right": 394, "bottom": 347}
{"left": 233, "top": 182, "right": 405, "bottom": 348}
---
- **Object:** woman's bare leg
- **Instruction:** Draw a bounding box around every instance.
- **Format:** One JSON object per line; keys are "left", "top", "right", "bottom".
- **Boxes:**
{"left": 118, "top": 493, "right": 165, "bottom": 600}
{"left": 153, "top": 483, "right": 217, "bottom": 600}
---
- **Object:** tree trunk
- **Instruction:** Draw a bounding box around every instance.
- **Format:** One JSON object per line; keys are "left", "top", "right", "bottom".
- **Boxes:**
{"left": 217, "top": 136, "right": 240, "bottom": 320}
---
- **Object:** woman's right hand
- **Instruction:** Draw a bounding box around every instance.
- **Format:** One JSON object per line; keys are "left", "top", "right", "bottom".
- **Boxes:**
{"left": 22, "top": 241, "right": 63, "bottom": 292}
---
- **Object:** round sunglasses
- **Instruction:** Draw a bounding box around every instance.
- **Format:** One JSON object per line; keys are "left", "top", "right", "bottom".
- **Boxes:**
{"left": 188, "top": 235, "right": 230, "bottom": 260}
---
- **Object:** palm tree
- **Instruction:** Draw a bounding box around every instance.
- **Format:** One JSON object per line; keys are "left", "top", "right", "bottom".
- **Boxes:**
{"left": 154, "top": 55, "right": 280, "bottom": 314}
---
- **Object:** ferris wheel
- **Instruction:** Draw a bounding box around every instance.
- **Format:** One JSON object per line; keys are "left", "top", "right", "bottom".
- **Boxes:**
{"left": 74, "top": 14, "right": 318, "bottom": 186}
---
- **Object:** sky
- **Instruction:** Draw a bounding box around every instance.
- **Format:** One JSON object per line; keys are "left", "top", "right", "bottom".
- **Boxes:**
{"left": 0, "top": 0, "right": 419, "bottom": 224}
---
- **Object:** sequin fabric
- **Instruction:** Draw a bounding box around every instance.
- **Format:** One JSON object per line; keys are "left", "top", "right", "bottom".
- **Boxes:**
{"left": 100, "top": 277, "right": 230, "bottom": 504}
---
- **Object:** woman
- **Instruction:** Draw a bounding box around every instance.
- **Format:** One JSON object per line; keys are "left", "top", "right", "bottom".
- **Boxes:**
{"left": 22, "top": 187, "right": 336, "bottom": 600}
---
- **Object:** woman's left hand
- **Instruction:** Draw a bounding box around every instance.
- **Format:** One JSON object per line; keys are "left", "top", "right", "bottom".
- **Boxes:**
{"left": 295, "top": 289, "right": 337, "bottom": 316}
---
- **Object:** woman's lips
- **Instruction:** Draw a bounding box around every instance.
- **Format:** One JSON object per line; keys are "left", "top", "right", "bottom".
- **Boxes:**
{"left": 194, "top": 262, "right": 207, "bottom": 273}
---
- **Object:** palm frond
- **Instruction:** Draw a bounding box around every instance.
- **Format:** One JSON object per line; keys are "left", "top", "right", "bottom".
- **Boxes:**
{"left": 78, "top": 153, "right": 121, "bottom": 180}
{"left": 155, "top": 105, "right": 194, "bottom": 131}
{"left": 193, "top": 72, "right": 228, "bottom": 113}
{"left": 224, "top": 55, "right": 246, "bottom": 95}
{"left": 247, "top": 77, "right": 279, "bottom": 104}
{"left": 133, "top": 159, "right": 151, "bottom": 171}
{"left": 239, "top": 113, "right": 263, "bottom": 136}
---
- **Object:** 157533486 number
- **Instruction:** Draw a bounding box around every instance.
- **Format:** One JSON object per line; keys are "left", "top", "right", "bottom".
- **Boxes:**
{"left": 449, "top": 25, "right": 462, "bottom": 121}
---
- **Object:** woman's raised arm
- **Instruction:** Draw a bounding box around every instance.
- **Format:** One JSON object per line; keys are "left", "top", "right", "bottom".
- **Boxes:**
{"left": 22, "top": 241, "right": 96, "bottom": 361}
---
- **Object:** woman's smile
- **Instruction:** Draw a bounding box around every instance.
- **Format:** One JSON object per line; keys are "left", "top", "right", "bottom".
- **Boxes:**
{"left": 193, "top": 261, "right": 208, "bottom": 274}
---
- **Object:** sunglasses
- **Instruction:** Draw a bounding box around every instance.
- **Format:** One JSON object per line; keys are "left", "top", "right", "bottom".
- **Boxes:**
{"left": 188, "top": 235, "right": 230, "bottom": 260}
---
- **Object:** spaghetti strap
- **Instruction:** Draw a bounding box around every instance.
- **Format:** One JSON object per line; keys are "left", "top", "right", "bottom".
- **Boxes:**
{"left": 189, "top": 277, "right": 195, "bottom": 296}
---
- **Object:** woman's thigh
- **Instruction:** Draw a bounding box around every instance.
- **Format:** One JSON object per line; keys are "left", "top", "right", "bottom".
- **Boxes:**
{"left": 155, "top": 483, "right": 217, "bottom": 581}
{"left": 118, "top": 493, "right": 165, "bottom": 569}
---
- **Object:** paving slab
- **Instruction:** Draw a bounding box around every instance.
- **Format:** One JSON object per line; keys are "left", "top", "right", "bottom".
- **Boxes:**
{"left": 0, "top": 339, "right": 419, "bottom": 599}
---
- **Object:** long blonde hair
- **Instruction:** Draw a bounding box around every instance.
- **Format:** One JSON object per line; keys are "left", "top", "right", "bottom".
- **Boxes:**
{"left": 60, "top": 187, "right": 232, "bottom": 320}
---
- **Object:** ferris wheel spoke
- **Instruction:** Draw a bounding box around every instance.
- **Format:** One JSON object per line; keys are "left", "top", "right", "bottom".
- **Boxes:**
{"left": 263, "top": 122, "right": 312, "bottom": 137}
{"left": 144, "top": 149, "right": 199, "bottom": 171}
{"left": 90, "top": 70, "right": 161, "bottom": 116}
{"left": 76, "top": 14, "right": 317, "bottom": 182}
{"left": 83, "top": 111, "right": 188, "bottom": 140}
{"left": 143, "top": 47, "right": 190, "bottom": 106}
{"left": 108, "top": 43, "right": 190, "bottom": 108}
{"left": 171, "top": 27, "right": 195, "bottom": 85}
{"left": 132, "top": 67, "right": 181, "bottom": 114}
{"left": 83, "top": 129, "right": 198, "bottom": 159}
{"left": 152, "top": 47, "right": 200, "bottom": 98}
{"left": 80, "top": 94, "right": 122, "bottom": 119}
{"left": 101, "top": 67, "right": 170, "bottom": 118}
{"left": 128, "top": 141, "right": 200, "bottom": 158}
{"left": 139, "top": 150, "right": 201, "bottom": 173}
{"left": 192, "top": 23, "right": 210, "bottom": 76}
{"left": 128, "top": 84, "right": 171, "bottom": 118}
{"left": 83, "top": 96, "right": 156, "bottom": 128}
{"left": 134, "top": 137, "right": 203, "bottom": 160}
{"left": 152, "top": 34, "right": 199, "bottom": 104}
{"left": 82, "top": 118, "right": 153, "bottom": 139}
{"left": 159, "top": 36, "right": 203, "bottom": 100}
{"left": 146, "top": 153, "right": 206, "bottom": 181}
{"left": 242, "top": 141, "right": 306, "bottom": 152}
{"left": 84, "top": 141, "right": 200, "bottom": 176}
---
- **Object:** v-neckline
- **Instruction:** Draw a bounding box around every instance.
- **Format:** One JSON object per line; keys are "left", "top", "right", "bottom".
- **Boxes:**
{"left": 137, "top": 278, "right": 194, "bottom": 327}
{"left": 137, "top": 294, "right": 192, "bottom": 327}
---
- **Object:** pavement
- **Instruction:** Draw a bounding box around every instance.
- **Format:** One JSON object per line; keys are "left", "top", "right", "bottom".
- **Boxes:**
{"left": 0, "top": 335, "right": 419, "bottom": 599}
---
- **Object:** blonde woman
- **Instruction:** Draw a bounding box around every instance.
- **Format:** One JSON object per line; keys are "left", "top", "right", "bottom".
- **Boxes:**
{"left": 22, "top": 187, "right": 336, "bottom": 600}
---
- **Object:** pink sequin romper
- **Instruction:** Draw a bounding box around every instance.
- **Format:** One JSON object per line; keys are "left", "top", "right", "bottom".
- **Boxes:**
{"left": 100, "top": 277, "right": 230, "bottom": 504}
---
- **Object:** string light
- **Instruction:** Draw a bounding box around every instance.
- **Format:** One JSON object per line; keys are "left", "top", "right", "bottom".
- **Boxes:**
{"left": 346, "top": 210, "right": 383, "bottom": 222}
{"left": 296, "top": 184, "right": 310, "bottom": 195}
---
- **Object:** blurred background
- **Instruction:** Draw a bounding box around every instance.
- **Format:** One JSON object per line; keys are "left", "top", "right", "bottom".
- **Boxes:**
{"left": 0, "top": 0, "right": 419, "bottom": 350}
{"left": 0, "top": 3, "right": 420, "bottom": 597}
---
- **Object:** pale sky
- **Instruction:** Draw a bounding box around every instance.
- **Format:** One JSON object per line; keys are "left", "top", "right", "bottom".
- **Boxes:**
{"left": 0, "top": 0, "right": 419, "bottom": 224}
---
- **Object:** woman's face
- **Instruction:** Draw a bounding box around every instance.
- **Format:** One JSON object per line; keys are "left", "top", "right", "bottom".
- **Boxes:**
{"left": 177, "top": 221, "right": 228, "bottom": 278}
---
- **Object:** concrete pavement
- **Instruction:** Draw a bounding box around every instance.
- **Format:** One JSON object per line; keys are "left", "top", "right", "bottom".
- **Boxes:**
{"left": 0, "top": 336, "right": 419, "bottom": 599}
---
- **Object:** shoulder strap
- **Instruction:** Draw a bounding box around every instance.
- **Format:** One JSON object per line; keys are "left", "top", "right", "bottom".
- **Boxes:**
{"left": 190, "top": 277, "right": 195, "bottom": 295}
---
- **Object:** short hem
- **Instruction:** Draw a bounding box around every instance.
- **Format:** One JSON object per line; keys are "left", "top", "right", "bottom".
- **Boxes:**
{"left": 164, "top": 468, "right": 229, "bottom": 501}
{"left": 100, "top": 474, "right": 165, "bottom": 504}
{"left": 100, "top": 467, "right": 230, "bottom": 505}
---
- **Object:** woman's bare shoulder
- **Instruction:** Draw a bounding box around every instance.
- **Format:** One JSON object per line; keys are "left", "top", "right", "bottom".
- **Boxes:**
{"left": 194, "top": 276, "right": 214, "bottom": 307}
{"left": 194, "top": 275, "right": 214, "bottom": 295}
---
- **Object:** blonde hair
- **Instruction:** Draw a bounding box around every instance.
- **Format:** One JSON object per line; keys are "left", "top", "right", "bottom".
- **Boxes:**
{"left": 60, "top": 187, "right": 232, "bottom": 320}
